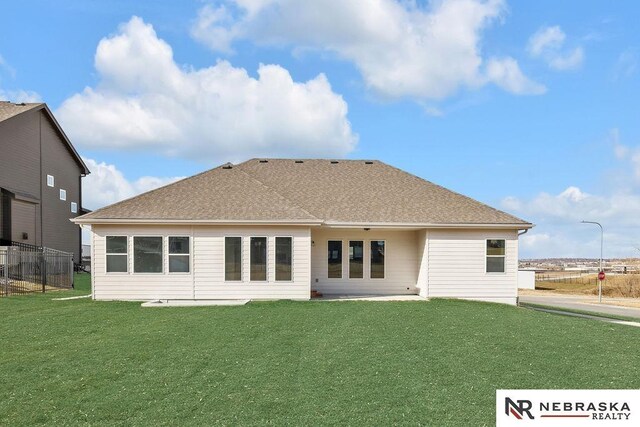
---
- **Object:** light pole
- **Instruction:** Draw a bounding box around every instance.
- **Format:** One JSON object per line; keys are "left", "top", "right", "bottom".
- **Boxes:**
{"left": 581, "top": 220, "right": 603, "bottom": 303}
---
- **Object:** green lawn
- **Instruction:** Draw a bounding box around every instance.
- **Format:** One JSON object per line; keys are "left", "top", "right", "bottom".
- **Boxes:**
{"left": 1, "top": 276, "right": 639, "bottom": 426}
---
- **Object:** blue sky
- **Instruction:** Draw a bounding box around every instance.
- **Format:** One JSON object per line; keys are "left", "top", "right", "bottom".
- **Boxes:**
{"left": 1, "top": 0, "right": 639, "bottom": 257}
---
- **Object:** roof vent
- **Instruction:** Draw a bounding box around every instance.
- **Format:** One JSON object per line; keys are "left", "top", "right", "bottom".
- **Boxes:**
{"left": 259, "top": 159, "right": 269, "bottom": 163}
{"left": 330, "top": 160, "right": 339, "bottom": 164}
{"left": 365, "top": 161, "right": 374, "bottom": 164}
{"left": 222, "top": 163, "right": 233, "bottom": 169}
{"left": 295, "top": 160, "right": 304, "bottom": 164}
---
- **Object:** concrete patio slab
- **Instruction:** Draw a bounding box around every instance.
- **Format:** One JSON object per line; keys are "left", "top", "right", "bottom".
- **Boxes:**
{"left": 318, "top": 294, "right": 427, "bottom": 302}
{"left": 141, "top": 299, "right": 250, "bottom": 307}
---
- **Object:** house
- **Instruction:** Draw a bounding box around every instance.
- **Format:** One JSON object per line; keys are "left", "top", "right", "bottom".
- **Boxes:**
{"left": 73, "top": 159, "right": 532, "bottom": 304}
{"left": 0, "top": 101, "right": 90, "bottom": 263}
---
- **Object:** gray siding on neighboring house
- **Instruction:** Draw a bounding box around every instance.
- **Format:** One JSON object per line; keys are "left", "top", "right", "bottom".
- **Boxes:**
{"left": 40, "top": 112, "right": 83, "bottom": 261}
{"left": 0, "top": 110, "right": 41, "bottom": 199}
{"left": 0, "top": 106, "right": 86, "bottom": 262}
{"left": 11, "top": 199, "right": 38, "bottom": 245}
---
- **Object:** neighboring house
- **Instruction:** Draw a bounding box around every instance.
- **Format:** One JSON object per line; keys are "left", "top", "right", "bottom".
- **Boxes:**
{"left": 0, "top": 101, "right": 90, "bottom": 263}
{"left": 74, "top": 159, "right": 532, "bottom": 304}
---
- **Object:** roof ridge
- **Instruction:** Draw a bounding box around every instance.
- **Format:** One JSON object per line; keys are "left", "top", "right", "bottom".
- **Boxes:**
{"left": 235, "top": 167, "right": 322, "bottom": 221}
{"left": 377, "top": 160, "right": 530, "bottom": 225}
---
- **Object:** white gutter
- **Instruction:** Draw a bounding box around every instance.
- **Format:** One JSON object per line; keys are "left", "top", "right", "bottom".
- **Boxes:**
{"left": 71, "top": 218, "right": 323, "bottom": 226}
{"left": 72, "top": 217, "right": 533, "bottom": 230}
{"left": 322, "top": 222, "right": 534, "bottom": 230}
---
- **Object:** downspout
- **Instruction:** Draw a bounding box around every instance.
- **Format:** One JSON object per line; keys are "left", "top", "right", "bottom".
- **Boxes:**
{"left": 518, "top": 229, "right": 528, "bottom": 236}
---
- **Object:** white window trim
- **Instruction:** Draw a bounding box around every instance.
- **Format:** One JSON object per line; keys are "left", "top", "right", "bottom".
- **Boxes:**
{"left": 347, "top": 240, "right": 365, "bottom": 280}
{"left": 59, "top": 189, "right": 67, "bottom": 201}
{"left": 70, "top": 202, "right": 78, "bottom": 213}
{"left": 327, "top": 239, "right": 343, "bottom": 279}
{"left": 224, "top": 236, "right": 243, "bottom": 282}
{"left": 133, "top": 235, "right": 164, "bottom": 275}
{"left": 274, "top": 236, "right": 294, "bottom": 282}
{"left": 249, "top": 236, "right": 269, "bottom": 282}
{"left": 369, "top": 239, "right": 386, "bottom": 280}
{"left": 167, "top": 236, "right": 191, "bottom": 274}
{"left": 47, "top": 175, "right": 55, "bottom": 187}
{"left": 105, "top": 235, "right": 128, "bottom": 275}
{"left": 485, "top": 238, "right": 507, "bottom": 274}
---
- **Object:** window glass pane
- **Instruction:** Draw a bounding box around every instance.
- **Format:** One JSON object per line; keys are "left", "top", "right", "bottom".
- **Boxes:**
{"left": 169, "top": 255, "right": 190, "bottom": 273}
{"left": 328, "top": 240, "right": 342, "bottom": 279}
{"left": 60, "top": 189, "right": 66, "bottom": 200}
{"left": 169, "top": 236, "right": 189, "bottom": 254}
{"left": 225, "top": 237, "right": 242, "bottom": 281}
{"left": 106, "top": 236, "right": 127, "bottom": 254}
{"left": 276, "top": 237, "right": 292, "bottom": 281}
{"left": 349, "top": 241, "right": 364, "bottom": 279}
{"left": 487, "top": 257, "right": 505, "bottom": 273}
{"left": 134, "top": 237, "right": 163, "bottom": 273}
{"left": 487, "top": 239, "right": 505, "bottom": 256}
{"left": 370, "top": 240, "right": 385, "bottom": 279}
{"left": 71, "top": 202, "right": 78, "bottom": 213}
{"left": 250, "top": 237, "right": 267, "bottom": 281}
{"left": 106, "top": 255, "right": 127, "bottom": 273}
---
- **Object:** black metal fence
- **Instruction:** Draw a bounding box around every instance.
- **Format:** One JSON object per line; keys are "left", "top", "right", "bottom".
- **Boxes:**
{"left": 0, "top": 244, "right": 74, "bottom": 296}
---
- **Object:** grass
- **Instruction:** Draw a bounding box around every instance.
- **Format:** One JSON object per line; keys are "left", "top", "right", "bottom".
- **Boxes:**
{"left": 1, "top": 280, "right": 639, "bottom": 426}
{"left": 536, "top": 274, "right": 640, "bottom": 298}
{"left": 520, "top": 302, "right": 640, "bottom": 323}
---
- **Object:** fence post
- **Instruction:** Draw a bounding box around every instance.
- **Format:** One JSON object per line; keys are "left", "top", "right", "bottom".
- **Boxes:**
{"left": 41, "top": 251, "right": 47, "bottom": 293}
{"left": 3, "top": 250, "right": 8, "bottom": 296}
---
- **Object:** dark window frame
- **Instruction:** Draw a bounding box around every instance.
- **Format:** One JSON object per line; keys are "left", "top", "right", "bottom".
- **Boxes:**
{"left": 250, "top": 236, "right": 268, "bottom": 282}
{"left": 105, "top": 236, "right": 128, "bottom": 274}
{"left": 168, "top": 236, "right": 190, "bottom": 274}
{"left": 225, "top": 236, "right": 243, "bottom": 282}
{"left": 327, "top": 240, "right": 343, "bottom": 279}
{"left": 486, "top": 239, "right": 506, "bottom": 273}
{"left": 348, "top": 240, "right": 364, "bottom": 279}
{"left": 275, "top": 236, "right": 293, "bottom": 282}
{"left": 133, "top": 236, "right": 164, "bottom": 274}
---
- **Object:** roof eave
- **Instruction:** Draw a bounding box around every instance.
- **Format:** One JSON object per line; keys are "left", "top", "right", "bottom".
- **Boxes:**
{"left": 322, "top": 221, "right": 534, "bottom": 230}
{"left": 70, "top": 218, "right": 323, "bottom": 226}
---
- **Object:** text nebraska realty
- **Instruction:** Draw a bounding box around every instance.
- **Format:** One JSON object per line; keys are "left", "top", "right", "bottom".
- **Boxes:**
{"left": 507, "top": 397, "right": 632, "bottom": 420}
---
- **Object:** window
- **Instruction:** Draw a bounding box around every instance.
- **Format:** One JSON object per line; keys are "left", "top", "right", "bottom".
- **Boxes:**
{"left": 225, "top": 237, "right": 242, "bottom": 281}
{"left": 59, "top": 189, "right": 66, "bottom": 201}
{"left": 327, "top": 240, "right": 342, "bottom": 279}
{"left": 70, "top": 202, "right": 78, "bottom": 213}
{"left": 168, "top": 236, "right": 190, "bottom": 273}
{"left": 47, "top": 175, "right": 55, "bottom": 187}
{"left": 134, "top": 236, "right": 163, "bottom": 273}
{"left": 349, "top": 240, "right": 364, "bottom": 279}
{"left": 250, "top": 237, "right": 267, "bottom": 281}
{"left": 275, "top": 237, "right": 292, "bottom": 281}
{"left": 106, "top": 236, "right": 127, "bottom": 273}
{"left": 486, "top": 239, "right": 506, "bottom": 273}
{"left": 370, "top": 240, "right": 385, "bottom": 279}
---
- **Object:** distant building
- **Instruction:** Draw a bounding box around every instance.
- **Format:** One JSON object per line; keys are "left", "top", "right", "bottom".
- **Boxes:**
{"left": 0, "top": 101, "right": 90, "bottom": 262}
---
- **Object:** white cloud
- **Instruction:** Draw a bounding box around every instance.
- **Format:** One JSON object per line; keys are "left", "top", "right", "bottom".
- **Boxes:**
{"left": 527, "top": 26, "right": 584, "bottom": 71}
{"left": 0, "top": 89, "right": 42, "bottom": 103}
{"left": 612, "top": 49, "right": 639, "bottom": 80}
{"left": 57, "top": 16, "right": 357, "bottom": 162}
{"left": 81, "top": 157, "right": 184, "bottom": 210}
{"left": 191, "top": 0, "right": 544, "bottom": 100}
{"left": 485, "top": 58, "right": 547, "bottom": 95}
{"left": 503, "top": 132, "right": 640, "bottom": 258}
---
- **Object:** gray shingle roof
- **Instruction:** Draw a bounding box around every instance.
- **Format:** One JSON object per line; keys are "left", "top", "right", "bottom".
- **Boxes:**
{"left": 76, "top": 159, "right": 531, "bottom": 226}
{"left": 0, "top": 101, "right": 42, "bottom": 122}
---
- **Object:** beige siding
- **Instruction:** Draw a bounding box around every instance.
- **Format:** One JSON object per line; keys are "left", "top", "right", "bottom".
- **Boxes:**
{"left": 91, "top": 224, "right": 310, "bottom": 301}
{"left": 310, "top": 228, "right": 419, "bottom": 295}
{"left": 426, "top": 229, "right": 518, "bottom": 304}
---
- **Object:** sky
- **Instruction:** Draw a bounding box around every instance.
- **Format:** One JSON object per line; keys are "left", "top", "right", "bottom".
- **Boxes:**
{"left": 1, "top": 0, "right": 639, "bottom": 258}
